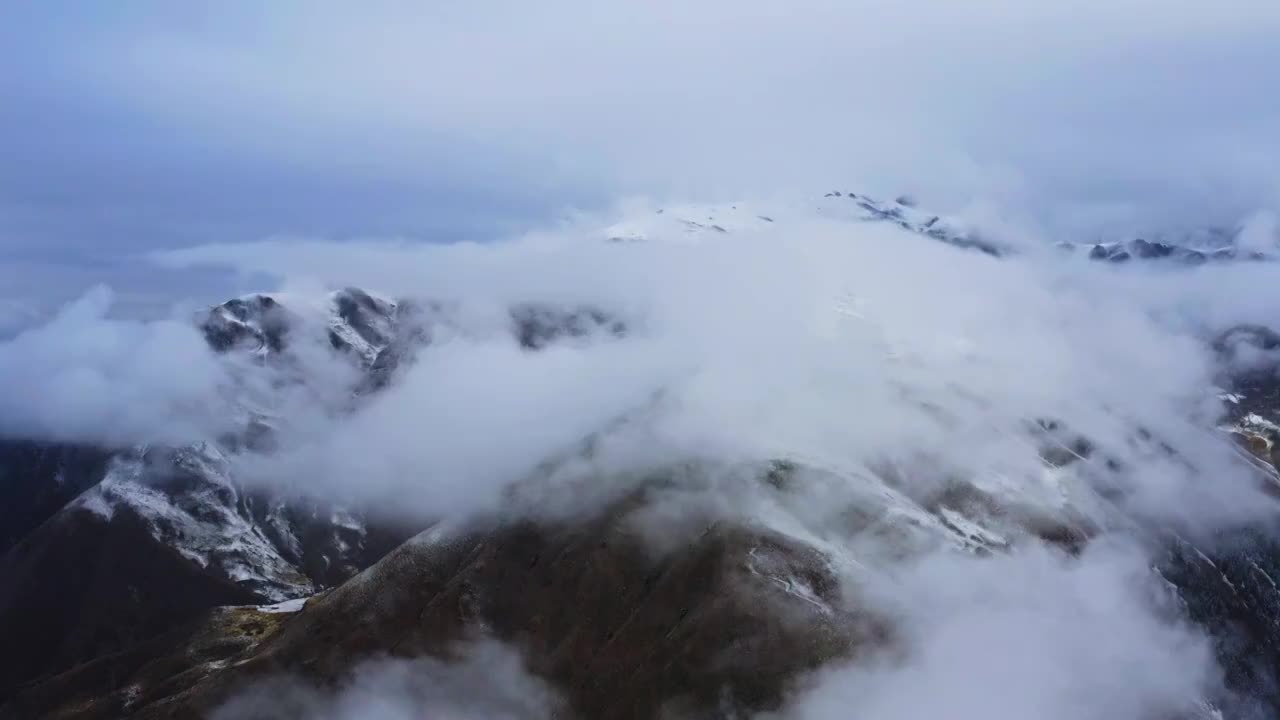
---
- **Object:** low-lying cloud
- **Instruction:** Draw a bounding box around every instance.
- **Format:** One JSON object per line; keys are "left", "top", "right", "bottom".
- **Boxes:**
{"left": 213, "top": 640, "right": 560, "bottom": 720}
{"left": 5, "top": 202, "right": 1280, "bottom": 716}
{"left": 775, "top": 541, "right": 1221, "bottom": 720}
{"left": 13, "top": 203, "right": 1275, "bottom": 528}
{"left": 0, "top": 285, "right": 231, "bottom": 446}
{"left": 154, "top": 207, "right": 1273, "bottom": 527}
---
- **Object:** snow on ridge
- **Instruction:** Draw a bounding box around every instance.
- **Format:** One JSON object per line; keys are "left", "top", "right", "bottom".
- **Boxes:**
{"left": 204, "top": 288, "right": 399, "bottom": 364}
{"left": 603, "top": 201, "right": 775, "bottom": 244}
{"left": 598, "top": 191, "right": 1274, "bottom": 267}
{"left": 256, "top": 597, "right": 308, "bottom": 614}
{"left": 601, "top": 192, "right": 998, "bottom": 257}
{"left": 74, "top": 448, "right": 320, "bottom": 602}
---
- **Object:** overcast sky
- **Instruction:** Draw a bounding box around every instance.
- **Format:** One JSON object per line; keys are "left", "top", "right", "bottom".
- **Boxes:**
{"left": 3, "top": 1, "right": 1280, "bottom": 327}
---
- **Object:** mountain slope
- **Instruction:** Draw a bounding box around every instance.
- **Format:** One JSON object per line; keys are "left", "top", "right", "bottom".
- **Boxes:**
{"left": 3, "top": 491, "right": 881, "bottom": 720}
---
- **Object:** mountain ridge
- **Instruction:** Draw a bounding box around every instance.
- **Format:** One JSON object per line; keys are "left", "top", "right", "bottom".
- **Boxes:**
{"left": 3, "top": 193, "right": 1280, "bottom": 717}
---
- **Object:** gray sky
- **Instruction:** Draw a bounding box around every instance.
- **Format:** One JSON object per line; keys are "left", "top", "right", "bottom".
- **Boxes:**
{"left": 3, "top": 1, "right": 1280, "bottom": 326}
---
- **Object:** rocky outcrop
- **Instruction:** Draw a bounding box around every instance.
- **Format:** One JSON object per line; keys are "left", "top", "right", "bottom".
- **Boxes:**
{"left": 510, "top": 303, "right": 627, "bottom": 351}
{"left": 1071, "top": 237, "right": 1270, "bottom": 265}
{"left": 1161, "top": 526, "right": 1280, "bottom": 717}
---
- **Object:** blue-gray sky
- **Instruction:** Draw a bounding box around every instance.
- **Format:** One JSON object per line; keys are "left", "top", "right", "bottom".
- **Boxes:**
{"left": 3, "top": 1, "right": 1280, "bottom": 329}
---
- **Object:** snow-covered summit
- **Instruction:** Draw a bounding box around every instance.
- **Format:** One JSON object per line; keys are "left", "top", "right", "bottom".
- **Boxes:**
{"left": 602, "top": 192, "right": 999, "bottom": 255}
{"left": 200, "top": 287, "right": 399, "bottom": 368}
{"left": 602, "top": 191, "right": 1274, "bottom": 265}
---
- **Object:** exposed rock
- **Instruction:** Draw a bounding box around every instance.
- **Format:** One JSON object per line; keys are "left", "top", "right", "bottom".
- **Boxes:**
{"left": 510, "top": 304, "right": 626, "bottom": 351}
{"left": 1160, "top": 526, "right": 1280, "bottom": 717}
{"left": 354, "top": 299, "right": 448, "bottom": 396}
{"left": 1077, "top": 238, "right": 1261, "bottom": 265}
{"left": 326, "top": 288, "right": 397, "bottom": 366}
{"left": 200, "top": 295, "right": 292, "bottom": 355}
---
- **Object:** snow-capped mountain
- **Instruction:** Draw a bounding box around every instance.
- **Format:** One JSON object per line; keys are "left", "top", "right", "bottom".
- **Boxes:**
{"left": 603, "top": 192, "right": 1000, "bottom": 255}
{"left": 72, "top": 288, "right": 419, "bottom": 600}
{"left": 0, "top": 285, "right": 636, "bottom": 697}
{"left": 3, "top": 192, "right": 1280, "bottom": 719}
{"left": 606, "top": 191, "right": 1274, "bottom": 264}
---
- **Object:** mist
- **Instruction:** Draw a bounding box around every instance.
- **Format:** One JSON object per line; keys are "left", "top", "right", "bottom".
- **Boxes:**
{"left": 774, "top": 541, "right": 1222, "bottom": 720}
{"left": 150, "top": 207, "right": 1269, "bottom": 522}
{"left": 212, "top": 641, "right": 560, "bottom": 720}
{"left": 7, "top": 199, "right": 1280, "bottom": 716}
{"left": 158, "top": 205, "right": 1280, "bottom": 716}
{"left": 0, "top": 285, "right": 230, "bottom": 446}
{"left": 5, "top": 2, "right": 1280, "bottom": 717}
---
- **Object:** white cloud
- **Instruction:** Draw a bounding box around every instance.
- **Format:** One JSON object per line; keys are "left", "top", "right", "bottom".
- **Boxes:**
{"left": 240, "top": 333, "right": 666, "bottom": 518}
{"left": 1238, "top": 210, "right": 1279, "bottom": 254}
{"left": 775, "top": 541, "right": 1219, "bottom": 720}
{"left": 213, "top": 640, "right": 560, "bottom": 720}
{"left": 0, "top": 285, "right": 231, "bottom": 446}
{"left": 5, "top": 174, "right": 1279, "bottom": 718}
{"left": 157, "top": 204, "right": 1273, "bottom": 534}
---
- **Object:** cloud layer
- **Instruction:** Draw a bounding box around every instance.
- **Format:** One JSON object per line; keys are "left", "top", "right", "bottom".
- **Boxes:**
{"left": 778, "top": 541, "right": 1220, "bottom": 720}
{"left": 0, "top": 286, "right": 230, "bottom": 445}
{"left": 213, "top": 641, "right": 560, "bottom": 720}
{"left": 6, "top": 197, "right": 1280, "bottom": 717}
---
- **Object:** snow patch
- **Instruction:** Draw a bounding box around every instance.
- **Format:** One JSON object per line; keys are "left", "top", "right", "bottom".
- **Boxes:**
{"left": 257, "top": 597, "right": 308, "bottom": 614}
